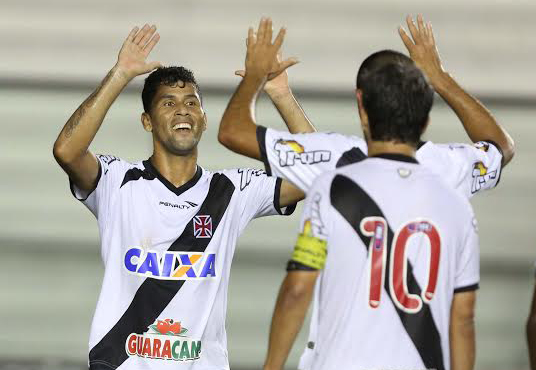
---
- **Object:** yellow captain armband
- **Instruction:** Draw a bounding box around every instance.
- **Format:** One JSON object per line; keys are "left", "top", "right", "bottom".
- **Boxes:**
{"left": 291, "top": 233, "right": 328, "bottom": 270}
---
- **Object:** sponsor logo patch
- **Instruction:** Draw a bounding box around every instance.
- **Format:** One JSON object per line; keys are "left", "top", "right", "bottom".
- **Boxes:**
{"left": 124, "top": 248, "right": 216, "bottom": 280}
{"left": 159, "top": 200, "right": 198, "bottom": 209}
{"left": 126, "top": 319, "right": 201, "bottom": 362}
{"left": 471, "top": 162, "right": 497, "bottom": 193}
{"left": 274, "top": 139, "right": 331, "bottom": 167}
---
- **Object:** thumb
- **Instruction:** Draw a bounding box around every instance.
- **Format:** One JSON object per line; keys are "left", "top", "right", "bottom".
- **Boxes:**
{"left": 147, "top": 61, "right": 163, "bottom": 71}
{"left": 235, "top": 70, "right": 246, "bottom": 77}
{"left": 279, "top": 57, "right": 299, "bottom": 72}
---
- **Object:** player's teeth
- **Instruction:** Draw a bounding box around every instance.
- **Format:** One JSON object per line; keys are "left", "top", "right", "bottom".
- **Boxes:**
{"left": 173, "top": 123, "right": 192, "bottom": 130}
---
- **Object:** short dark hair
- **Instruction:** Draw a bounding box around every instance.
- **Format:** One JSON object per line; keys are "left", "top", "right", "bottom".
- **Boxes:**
{"left": 356, "top": 50, "right": 434, "bottom": 146}
{"left": 142, "top": 66, "right": 202, "bottom": 113}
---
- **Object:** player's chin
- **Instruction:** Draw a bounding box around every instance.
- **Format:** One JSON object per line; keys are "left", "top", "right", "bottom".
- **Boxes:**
{"left": 167, "top": 139, "right": 199, "bottom": 156}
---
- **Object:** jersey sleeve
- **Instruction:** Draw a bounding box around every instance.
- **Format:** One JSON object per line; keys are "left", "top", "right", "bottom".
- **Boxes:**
{"left": 454, "top": 213, "right": 480, "bottom": 293}
{"left": 256, "top": 126, "right": 364, "bottom": 193}
{"left": 423, "top": 141, "right": 503, "bottom": 198}
{"left": 230, "top": 168, "right": 296, "bottom": 223}
{"left": 69, "top": 154, "right": 129, "bottom": 219}
{"left": 288, "top": 176, "right": 333, "bottom": 271}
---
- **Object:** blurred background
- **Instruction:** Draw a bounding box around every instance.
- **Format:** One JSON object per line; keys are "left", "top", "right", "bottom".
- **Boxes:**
{"left": 1, "top": 0, "right": 535, "bottom": 369}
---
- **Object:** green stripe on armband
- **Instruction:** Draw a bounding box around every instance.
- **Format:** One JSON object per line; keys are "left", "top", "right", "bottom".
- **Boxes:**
{"left": 291, "top": 233, "right": 327, "bottom": 270}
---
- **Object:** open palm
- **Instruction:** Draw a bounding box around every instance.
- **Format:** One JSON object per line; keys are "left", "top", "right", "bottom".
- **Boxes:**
{"left": 117, "top": 24, "right": 162, "bottom": 79}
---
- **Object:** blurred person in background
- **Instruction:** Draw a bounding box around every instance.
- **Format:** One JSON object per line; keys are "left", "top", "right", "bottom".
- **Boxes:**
{"left": 219, "top": 15, "right": 515, "bottom": 370}
{"left": 52, "top": 24, "right": 302, "bottom": 370}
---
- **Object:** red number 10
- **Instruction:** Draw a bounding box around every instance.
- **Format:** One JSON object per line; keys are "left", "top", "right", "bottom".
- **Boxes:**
{"left": 360, "top": 217, "right": 441, "bottom": 314}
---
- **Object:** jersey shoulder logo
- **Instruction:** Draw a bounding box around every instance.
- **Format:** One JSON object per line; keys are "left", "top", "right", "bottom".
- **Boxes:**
{"left": 193, "top": 215, "right": 213, "bottom": 238}
{"left": 474, "top": 141, "right": 490, "bottom": 152}
{"left": 97, "top": 154, "right": 120, "bottom": 175}
{"left": 274, "top": 139, "right": 331, "bottom": 167}
{"left": 471, "top": 162, "right": 497, "bottom": 193}
{"left": 237, "top": 168, "right": 266, "bottom": 190}
{"left": 126, "top": 318, "right": 201, "bottom": 361}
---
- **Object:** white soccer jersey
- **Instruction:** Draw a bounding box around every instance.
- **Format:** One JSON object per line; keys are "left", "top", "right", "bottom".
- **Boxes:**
{"left": 292, "top": 155, "right": 479, "bottom": 370}
{"left": 69, "top": 154, "right": 293, "bottom": 370}
{"left": 256, "top": 126, "right": 503, "bottom": 198}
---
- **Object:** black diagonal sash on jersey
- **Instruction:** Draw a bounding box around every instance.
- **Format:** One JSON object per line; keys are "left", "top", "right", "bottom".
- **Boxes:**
{"left": 336, "top": 147, "right": 367, "bottom": 168}
{"left": 330, "top": 175, "right": 445, "bottom": 370}
{"left": 89, "top": 174, "right": 235, "bottom": 370}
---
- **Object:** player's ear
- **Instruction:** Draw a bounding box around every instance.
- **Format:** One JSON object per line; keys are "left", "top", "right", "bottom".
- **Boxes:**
{"left": 421, "top": 116, "right": 430, "bottom": 135}
{"left": 141, "top": 112, "right": 153, "bottom": 132}
{"left": 356, "top": 89, "right": 368, "bottom": 125}
{"left": 202, "top": 112, "right": 207, "bottom": 132}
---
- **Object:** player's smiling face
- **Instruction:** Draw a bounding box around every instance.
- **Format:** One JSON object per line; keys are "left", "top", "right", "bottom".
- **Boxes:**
{"left": 142, "top": 82, "right": 207, "bottom": 156}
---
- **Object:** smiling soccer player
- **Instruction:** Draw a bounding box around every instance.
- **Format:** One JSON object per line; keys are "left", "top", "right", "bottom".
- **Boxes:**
{"left": 53, "top": 24, "right": 302, "bottom": 370}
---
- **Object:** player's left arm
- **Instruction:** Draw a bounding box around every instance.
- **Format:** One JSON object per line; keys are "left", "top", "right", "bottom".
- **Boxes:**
{"left": 218, "top": 17, "right": 298, "bottom": 160}
{"left": 526, "top": 279, "right": 536, "bottom": 370}
{"left": 399, "top": 15, "right": 515, "bottom": 166}
{"left": 263, "top": 270, "right": 319, "bottom": 370}
{"left": 264, "top": 179, "right": 330, "bottom": 370}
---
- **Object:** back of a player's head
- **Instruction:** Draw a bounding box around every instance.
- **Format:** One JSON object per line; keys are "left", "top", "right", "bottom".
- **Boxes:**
{"left": 356, "top": 50, "right": 434, "bottom": 146}
{"left": 142, "top": 66, "right": 202, "bottom": 113}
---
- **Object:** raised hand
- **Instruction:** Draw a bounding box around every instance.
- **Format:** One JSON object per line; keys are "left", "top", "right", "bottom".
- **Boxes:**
{"left": 116, "top": 24, "right": 163, "bottom": 80}
{"left": 245, "top": 18, "right": 298, "bottom": 82}
{"left": 236, "top": 52, "right": 293, "bottom": 95}
{"left": 399, "top": 15, "right": 445, "bottom": 86}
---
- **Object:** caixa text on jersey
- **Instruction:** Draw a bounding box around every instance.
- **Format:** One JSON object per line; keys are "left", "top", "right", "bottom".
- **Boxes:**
{"left": 124, "top": 248, "right": 216, "bottom": 280}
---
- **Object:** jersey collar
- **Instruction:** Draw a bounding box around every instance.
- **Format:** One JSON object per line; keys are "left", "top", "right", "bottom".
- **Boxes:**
{"left": 370, "top": 153, "right": 419, "bottom": 164}
{"left": 142, "top": 159, "right": 203, "bottom": 196}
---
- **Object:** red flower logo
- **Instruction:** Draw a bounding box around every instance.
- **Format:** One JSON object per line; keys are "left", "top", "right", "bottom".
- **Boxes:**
{"left": 156, "top": 319, "right": 181, "bottom": 335}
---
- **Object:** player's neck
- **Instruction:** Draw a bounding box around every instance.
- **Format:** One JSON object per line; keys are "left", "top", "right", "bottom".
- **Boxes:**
{"left": 367, "top": 141, "right": 416, "bottom": 159}
{"left": 149, "top": 149, "right": 199, "bottom": 188}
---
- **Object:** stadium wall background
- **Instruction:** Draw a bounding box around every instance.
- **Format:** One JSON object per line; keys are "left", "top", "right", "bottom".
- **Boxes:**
{"left": 1, "top": 0, "right": 535, "bottom": 369}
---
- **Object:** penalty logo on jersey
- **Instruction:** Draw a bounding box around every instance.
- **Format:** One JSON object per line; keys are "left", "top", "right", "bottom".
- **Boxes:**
{"left": 124, "top": 248, "right": 216, "bottom": 280}
{"left": 126, "top": 318, "right": 202, "bottom": 362}
{"left": 274, "top": 139, "right": 331, "bottom": 167}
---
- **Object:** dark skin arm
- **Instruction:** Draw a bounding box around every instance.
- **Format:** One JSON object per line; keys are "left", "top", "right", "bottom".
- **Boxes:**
{"left": 218, "top": 18, "right": 299, "bottom": 159}
{"left": 219, "top": 18, "right": 304, "bottom": 204}
{"left": 400, "top": 15, "right": 515, "bottom": 166}
{"left": 449, "top": 290, "right": 477, "bottom": 370}
{"left": 235, "top": 52, "right": 316, "bottom": 134}
{"left": 526, "top": 280, "right": 536, "bottom": 370}
{"left": 263, "top": 270, "right": 319, "bottom": 370}
{"left": 52, "top": 25, "right": 162, "bottom": 192}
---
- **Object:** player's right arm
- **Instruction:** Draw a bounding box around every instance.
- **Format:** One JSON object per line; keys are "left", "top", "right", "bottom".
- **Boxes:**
{"left": 399, "top": 15, "right": 515, "bottom": 166}
{"left": 526, "top": 279, "right": 536, "bottom": 370}
{"left": 52, "top": 25, "right": 161, "bottom": 192}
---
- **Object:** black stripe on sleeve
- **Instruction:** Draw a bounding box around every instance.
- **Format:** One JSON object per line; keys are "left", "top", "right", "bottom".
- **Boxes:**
{"left": 256, "top": 126, "right": 272, "bottom": 176}
{"left": 330, "top": 175, "right": 446, "bottom": 370}
{"left": 273, "top": 177, "right": 296, "bottom": 216}
{"left": 287, "top": 260, "right": 318, "bottom": 271}
{"left": 454, "top": 283, "right": 479, "bottom": 294}
{"left": 69, "top": 159, "right": 102, "bottom": 202}
{"left": 88, "top": 174, "right": 235, "bottom": 369}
